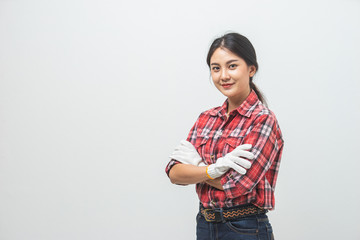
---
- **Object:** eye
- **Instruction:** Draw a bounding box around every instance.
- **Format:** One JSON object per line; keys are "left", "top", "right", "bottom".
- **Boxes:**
{"left": 212, "top": 66, "right": 220, "bottom": 72}
{"left": 229, "top": 64, "right": 237, "bottom": 69}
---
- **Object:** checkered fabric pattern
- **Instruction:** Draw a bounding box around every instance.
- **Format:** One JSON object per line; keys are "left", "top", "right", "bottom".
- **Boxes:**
{"left": 166, "top": 90, "right": 284, "bottom": 210}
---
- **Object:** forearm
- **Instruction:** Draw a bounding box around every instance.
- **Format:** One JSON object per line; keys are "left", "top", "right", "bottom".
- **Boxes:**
{"left": 169, "top": 163, "right": 209, "bottom": 185}
{"left": 205, "top": 178, "right": 224, "bottom": 190}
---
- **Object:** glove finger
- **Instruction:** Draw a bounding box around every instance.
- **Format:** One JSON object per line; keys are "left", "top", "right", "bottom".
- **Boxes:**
{"left": 172, "top": 152, "right": 194, "bottom": 159}
{"left": 170, "top": 156, "right": 197, "bottom": 165}
{"left": 174, "top": 145, "right": 191, "bottom": 152}
{"left": 174, "top": 145, "right": 182, "bottom": 151}
{"left": 173, "top": 140, "right": 192, "bottom": 152}
{"left": 231, "top": 149, "right": 254, "bottom": 160}
{"left": 175, "top": 146, "right": 194, "bottom": 155}
{"left": 169, "top": 156, "right": 188, "bottom": 163}
{"left": 179, "top": 141, "right": 199, "bottom": 155}
{"left": 226, "top": 155, "right": 241, "bottom": 162}
{"left": 169, "top": 153, "right": 184, "bottom": 160}
{"left": 173, "top": 148, "right": 185, "bottom": 154}
{"left": 178, "top": 143, "right": 191, "bottom": 150}
{"left": 227, "top": 161, "right": 247, "bottom": 175}
{"left": 170, "top": 153, "right": 203, "bottom": 165}
{"left": 232, "top": 157, "right": 252, "bottom": 169}
{"left": 169, "top": 152, "right": 191, "bottom": 161}
{"left": 234, "top": 144, "right": 252, "bottom": 151}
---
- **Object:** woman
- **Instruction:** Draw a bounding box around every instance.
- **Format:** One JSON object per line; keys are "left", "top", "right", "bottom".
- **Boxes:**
{"left": 165, "top": 32, "right": 284, "bottom": 240}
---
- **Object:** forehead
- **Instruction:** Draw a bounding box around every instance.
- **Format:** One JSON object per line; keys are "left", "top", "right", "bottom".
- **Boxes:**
{"left": 210, "top": 48, "right": 242, "bottom": 63}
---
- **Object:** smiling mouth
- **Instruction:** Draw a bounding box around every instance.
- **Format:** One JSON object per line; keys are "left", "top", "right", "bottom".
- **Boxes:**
{"left": 222, "top": 83, "right": 234, "bottom": 88}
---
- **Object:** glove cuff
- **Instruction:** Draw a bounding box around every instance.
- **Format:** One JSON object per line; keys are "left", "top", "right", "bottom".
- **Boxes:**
{"left": 206, "top": 164, "right": 220, "bottom": 179}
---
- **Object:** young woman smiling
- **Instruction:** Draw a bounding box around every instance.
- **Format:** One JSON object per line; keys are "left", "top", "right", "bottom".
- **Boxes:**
{"left": 166, "top": 32, "right": 284, "bottom": 240}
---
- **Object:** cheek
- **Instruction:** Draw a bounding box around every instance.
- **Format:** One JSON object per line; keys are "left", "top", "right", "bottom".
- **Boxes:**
{"left": 230, "top": 70, "right": 244, "bottom": 79}
{"left": 232, "top": 72, "right": 249, "bottom": 84}
{"left": 211, "top": 73, "right": 219, "bottom": 83}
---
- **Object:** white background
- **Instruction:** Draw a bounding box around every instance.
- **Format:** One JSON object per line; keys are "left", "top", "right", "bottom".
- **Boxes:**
{"left": 1, "top": 0, "right": 359, "bottom": 239}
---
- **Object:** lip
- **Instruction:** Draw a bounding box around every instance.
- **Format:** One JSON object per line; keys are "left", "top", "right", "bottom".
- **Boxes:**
{"left": 221, "top": 83, "right": 234, "bottom": 89}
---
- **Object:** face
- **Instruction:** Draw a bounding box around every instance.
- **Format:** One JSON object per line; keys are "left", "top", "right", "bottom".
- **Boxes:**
{"left": 210, "top": 47, "right": 256, "bottom": 105}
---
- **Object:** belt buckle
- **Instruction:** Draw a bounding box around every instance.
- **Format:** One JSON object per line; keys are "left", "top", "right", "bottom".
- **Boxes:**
{"left": 203, "top": 209, "right": 214, "bottom": 222}
{"left": 203, "top": 208, "right": 224, "bottom": 223}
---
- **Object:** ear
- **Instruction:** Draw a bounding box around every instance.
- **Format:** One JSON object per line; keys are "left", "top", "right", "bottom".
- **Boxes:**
{"left": 249, "top": 65, "right": 256, "bottom": 77}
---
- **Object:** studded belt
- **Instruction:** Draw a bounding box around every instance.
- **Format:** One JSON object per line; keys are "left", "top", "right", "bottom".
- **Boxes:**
{"left": 200, "top": 204, "right": 268, "bottom": 223}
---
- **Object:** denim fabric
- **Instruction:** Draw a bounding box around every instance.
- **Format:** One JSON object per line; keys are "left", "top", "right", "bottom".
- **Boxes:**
{"left": 196, "top": 212, "right": 274, "bottom": 240}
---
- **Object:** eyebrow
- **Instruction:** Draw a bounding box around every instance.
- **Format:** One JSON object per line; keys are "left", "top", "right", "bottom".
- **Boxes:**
{"left": 210, "top": 59, "right": 239, "bottom": 65}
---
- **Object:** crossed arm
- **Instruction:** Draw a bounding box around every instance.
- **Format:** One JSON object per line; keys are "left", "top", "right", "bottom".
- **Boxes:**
{"left": 169, "top": 164, "right": 224, "bottom": 190}
{"left": 168, "top": 140, "right": 253, "bottom": 190}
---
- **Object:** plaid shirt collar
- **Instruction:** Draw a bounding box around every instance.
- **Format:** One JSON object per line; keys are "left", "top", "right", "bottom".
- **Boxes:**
{"left": 209, "top": 90, "right": 260, "bottom": 118}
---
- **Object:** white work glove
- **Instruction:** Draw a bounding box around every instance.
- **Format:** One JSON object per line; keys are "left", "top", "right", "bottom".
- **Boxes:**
{"left": 206, "top": 144, "right": 254, "bottom": 179}
{"left": 169, "top": 140, "right": 207, "bottom": 166}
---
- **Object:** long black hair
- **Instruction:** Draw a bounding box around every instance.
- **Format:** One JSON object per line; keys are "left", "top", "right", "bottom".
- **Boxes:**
{"left": 206, "top": 32, "right": 267, "bottom": 106}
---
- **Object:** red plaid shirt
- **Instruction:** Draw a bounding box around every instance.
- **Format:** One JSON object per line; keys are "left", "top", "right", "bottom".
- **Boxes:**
{"left": 166, "top": 90, "right": 284, "bottom": 210}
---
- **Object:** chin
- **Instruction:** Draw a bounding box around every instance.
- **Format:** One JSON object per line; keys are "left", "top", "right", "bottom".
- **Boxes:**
{"left": 221, "top": 91, "right": 237, "bottom": 98}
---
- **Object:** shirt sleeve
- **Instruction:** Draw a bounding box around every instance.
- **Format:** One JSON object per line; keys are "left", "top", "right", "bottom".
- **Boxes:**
{"left": 164, "top": 114, "right": 201, "bottom": 177}
{"left": 220, "top": 113, "right": 284, "bottom": 198}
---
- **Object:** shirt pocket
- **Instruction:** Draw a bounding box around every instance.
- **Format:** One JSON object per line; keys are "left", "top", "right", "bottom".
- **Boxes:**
{"left": 194, "top": 135, "right": 209, "bottom": 161}
{"left": 224, "top": 136, "right": 245, "bottom": 154}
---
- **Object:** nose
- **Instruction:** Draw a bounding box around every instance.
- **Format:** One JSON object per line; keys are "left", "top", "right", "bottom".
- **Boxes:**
{"left": 220, "top": 69, "right": 231, "bottom": 82}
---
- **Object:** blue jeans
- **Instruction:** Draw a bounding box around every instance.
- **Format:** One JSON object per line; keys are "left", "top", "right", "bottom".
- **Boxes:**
{"left": 196, "top": 212, "right": 274, "bottom": 240}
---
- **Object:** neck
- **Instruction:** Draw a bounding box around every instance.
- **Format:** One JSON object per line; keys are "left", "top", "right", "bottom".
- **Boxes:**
{"left": 227, "top": 90, "right": 251, "bottom": 113}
